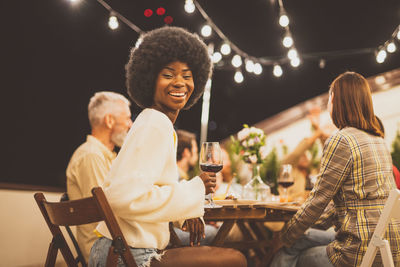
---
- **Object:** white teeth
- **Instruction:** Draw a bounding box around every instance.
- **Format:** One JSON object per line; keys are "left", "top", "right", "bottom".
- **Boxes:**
{"left": 169, "top": 92, "right": 186, "bottom": 97}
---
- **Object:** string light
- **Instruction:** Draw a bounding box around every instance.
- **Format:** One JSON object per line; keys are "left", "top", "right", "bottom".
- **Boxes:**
{"left": 245, "top": 59, "right": 255, "bottom": 73}
{"left": 254, "top": 63, "right": 263, "bottom": 75}
{"left": 319, "top": 59, "right": 326, "bottom": 69}
{"left": 287, "top": 48, "right": 298, "bottom": 60}
{"left": 201, "top": 24, "right": 212, "bottom": 37}
{"left": 231, "top": 55, "right": 242, "bottom": 68}
{"left": 184, "top": 0, "right": 195, "bottom": 14}
{"left": 387, "top": 42, "right": 396, "bottom": 53}
{"left": 65, "top": 0, "right": 400, "bottom": 84}
{"left": 273, "top": 64, "right": 283, "bottom": 77}
{"left": 234, "top": 71, "right": 244, "bottom": 83}
{"left": 279, "top": 14, "right": 289, "bottom": 27}
{"left": 108, "top": 13, "right": 119, "bottom": 30}
{"left": 135, "top": 37, "right": 143, "bottom": 48}
{"left": 220, "top": 43, "right": 231, "bottom": 55}
{"left": 376, "top": 49, "right": 387, "bottom": 63}
{"left": 290, "top": 57, "right": 300, "bottom": 67}
{"left": 282, "top": 34, "right": 293, "bottom": 48}
{"left": 212, "top": 52, "right": 222, "bottom": 63}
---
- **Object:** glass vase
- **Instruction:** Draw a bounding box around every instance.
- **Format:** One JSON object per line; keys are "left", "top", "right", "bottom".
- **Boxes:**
{"left": 242, "top": 164, "right": 271, "bottom": 201}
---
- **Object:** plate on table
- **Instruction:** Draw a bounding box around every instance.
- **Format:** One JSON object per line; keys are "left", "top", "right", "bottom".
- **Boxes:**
{"left": 213, "top": 199, "right": 259, "bottom": 206}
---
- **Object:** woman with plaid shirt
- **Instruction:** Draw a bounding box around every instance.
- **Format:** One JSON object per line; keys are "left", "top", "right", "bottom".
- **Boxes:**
{"left": 271, "top": 72, "right": 400, "bottom": 267}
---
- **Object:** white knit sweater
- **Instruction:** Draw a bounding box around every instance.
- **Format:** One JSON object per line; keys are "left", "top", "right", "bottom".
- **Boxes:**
{"left": 96, "top": 108, "right": 205, "bottom": 249}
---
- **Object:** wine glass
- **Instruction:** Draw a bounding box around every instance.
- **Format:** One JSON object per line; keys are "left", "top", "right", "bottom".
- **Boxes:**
{"left": 199, "top": 142, "right": 223, "bottom": 208}
{"left": 277, "top": 164, "right": 294, "bottom": 203}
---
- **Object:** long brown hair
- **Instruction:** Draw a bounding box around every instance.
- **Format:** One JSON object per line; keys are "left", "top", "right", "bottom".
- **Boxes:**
{"left": 329, "top": 72, "right": 384, "bottom": 137}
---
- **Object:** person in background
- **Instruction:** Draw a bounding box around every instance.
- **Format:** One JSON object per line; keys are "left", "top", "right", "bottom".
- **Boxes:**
{"left": 174, "top": 129, "right": 218, "bottom": 246}
{"left": 280, "top": 109, "right": 332, "bottom": 203}
{"left": 271, "top": 72, "right": 400, "bottom": 267}
{"left": 394, "top": 165, "right": 400, "bottom": 189}
{"left": 66, "top": 91, "right": 133, "bottom": 261}
{"left": 89, "top": 26, "right": 246, "bottom": 267}
{"left": 176, "top": 129, "right": 198, "bottom": 181}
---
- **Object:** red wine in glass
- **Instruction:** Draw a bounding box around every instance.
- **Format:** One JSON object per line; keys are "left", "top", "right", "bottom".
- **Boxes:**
{"left": 200, "top": 142, "right": 223, "bottom": 208}
{"left": 278, "top": 181, "right": 294, "bottom": 188}
{"left": 200, "top": 164, "right": 223, "bottom": 173}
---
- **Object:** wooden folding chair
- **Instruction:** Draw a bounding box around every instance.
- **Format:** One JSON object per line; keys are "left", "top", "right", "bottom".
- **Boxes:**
{"left": 59, "top": 193, "right": 87, "bottom": 267}
{"left": 34, "top": 187, "right": 137, "bottom": 267}
{"left": 360, "top": 189, "right": 400, "bottom": 267}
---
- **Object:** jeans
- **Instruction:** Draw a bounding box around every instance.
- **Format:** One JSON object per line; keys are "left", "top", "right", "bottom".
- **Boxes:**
{"left": 270, "top": 228, "right": 336, "bottom": 267}
{"left": 173, "top": 224, "right": 219, "bottom": 246}
{"left": 89, "top": 237, "right": 162, "bottom": 267}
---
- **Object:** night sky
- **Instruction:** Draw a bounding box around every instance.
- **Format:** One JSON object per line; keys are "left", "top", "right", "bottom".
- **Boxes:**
{"left": 3, "top": 0, "right": 400, "bottom": 187}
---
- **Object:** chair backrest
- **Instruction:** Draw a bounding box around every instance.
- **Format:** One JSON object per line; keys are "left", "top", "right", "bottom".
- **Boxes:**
{"left": 360, "top": 189, "right": 400, "bottom": 267}
{"left": 34, "top": 187, "right": 137, "bottom": 267}
{"left": 59, "top": 193, "right": 87, "bottom": 267}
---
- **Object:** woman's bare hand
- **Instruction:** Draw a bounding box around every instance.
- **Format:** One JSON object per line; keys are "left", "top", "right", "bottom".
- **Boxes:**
{"left": 199, "top": 172, "right": 217, "bottom": 194}
{"left": 182, "top": 218, "right": 205, "bottom": 246}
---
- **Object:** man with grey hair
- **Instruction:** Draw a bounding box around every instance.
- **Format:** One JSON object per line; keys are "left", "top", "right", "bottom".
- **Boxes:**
{"left": 66, "top": 91, "right": 132, "bottom": 261}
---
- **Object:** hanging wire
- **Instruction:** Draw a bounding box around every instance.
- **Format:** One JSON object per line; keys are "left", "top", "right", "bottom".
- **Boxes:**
{"left": 96, "top": 0, "right": 143, "bottom": 34}
{"left": 81, "top": 0, "right": 399, "bottom": 68}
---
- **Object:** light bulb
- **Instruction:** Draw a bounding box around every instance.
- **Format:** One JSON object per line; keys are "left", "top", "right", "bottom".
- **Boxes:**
{"left": 212, "top": 52, "right": 222, "bottom": 63}
{"left": 135, "top": 37, "right": 143, "bottom": 48}
{"left": 279, "top": 14, "right": 289, "bottom": 27}
{"left": 220, "top": 43, "right": 231, "bottom": 55}
{"left": 376, "top": 49, "right": 387, "bottom": 64}
{"left": 319, "top": 59, "right": 326, "bottom": 69}
{"left": 287, "top": 48, "right": 298, "bottom": 60}
{"left": 201, "top": 25, "right": 212, "bottom": 37}
{"left": 282, "top": 35, "right": 293, "bottom": 48}
{"left": 108, "top": 15, "right": 119, "bottom": 30}
{"left": 254, "top": 63, "right": 263, "bottom": 75}
{"left": 397, "top": 30, "right": 400, "bottom": 40}
{"left": 273, "top": 65, "right": 283, "bottom": 77}
{"left": 245, "top": 60, "right": 255, "bottom": 73}
{"left": 387, "top": 42, "right": 396, "bottom": 53}
{"left": 234, "top": 71, "right": 244, "bottom": 83}
{"left": 184, "top": 0, "right": 195, "bottom": 13}
{"left": 231, "top": 55, "right": 242, "bottom": 68}
{"left": 290, "top": 57, "right": 300, "bottom": 67}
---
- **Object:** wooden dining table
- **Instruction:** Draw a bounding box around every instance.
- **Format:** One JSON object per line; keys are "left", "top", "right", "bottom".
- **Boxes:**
{"left": 201, "top": 201, "right": 299, "bottom": 266}
{"left": 169, "top": 200, "right": 300, "bottom": 265}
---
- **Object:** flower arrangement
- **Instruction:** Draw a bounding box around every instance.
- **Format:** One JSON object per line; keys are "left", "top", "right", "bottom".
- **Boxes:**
{"left": 231, "top": 124, "right": 268, "bottom": 164}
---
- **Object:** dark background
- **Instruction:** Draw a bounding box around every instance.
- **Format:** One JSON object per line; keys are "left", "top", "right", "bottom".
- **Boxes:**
{"left": 3, "top": 0, "right": 400, "bottom": 187}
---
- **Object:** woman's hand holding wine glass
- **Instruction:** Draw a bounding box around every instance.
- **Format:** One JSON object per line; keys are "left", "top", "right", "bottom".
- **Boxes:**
{"left": 199, "top": 142, "right": 223, "bottom": 208}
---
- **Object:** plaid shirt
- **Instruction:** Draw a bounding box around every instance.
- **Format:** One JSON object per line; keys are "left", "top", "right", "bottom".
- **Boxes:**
{"left": 281, "top": 127, "right": 400, "bottom": 267}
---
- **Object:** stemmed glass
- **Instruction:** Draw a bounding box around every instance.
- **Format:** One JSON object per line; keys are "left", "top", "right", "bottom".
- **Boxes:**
{"left": 199, "top": 142, "right": 223, "bottom": 208}
{"left": 278, "top": 164, "right": 294, "bottom": 203}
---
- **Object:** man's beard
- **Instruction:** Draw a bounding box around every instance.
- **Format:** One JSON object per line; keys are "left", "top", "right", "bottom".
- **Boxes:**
{"left": 111, "top": 130, "right": 127, "bottom": 147}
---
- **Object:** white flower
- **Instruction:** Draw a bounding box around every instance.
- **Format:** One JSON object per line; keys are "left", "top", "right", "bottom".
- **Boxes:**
{"left": 260, "top": 145, "right": 269, "bottom": 159}
{"left": 249, "top": 154, "right": 258, "bottom": 164}
{"left": 238, "top": 128, "right": 250, "bottom": 141}
{"left": 241, "top": 140, "right": 248, "bottom": 148}
{"left": 248, "top": 138, "right": 255, "bottom": 146}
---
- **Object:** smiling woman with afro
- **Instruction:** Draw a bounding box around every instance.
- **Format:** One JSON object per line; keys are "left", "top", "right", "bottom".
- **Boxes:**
{"left": 126, "top": 26, "right": 212, "bottom": 110}
{"left": 89, "top": 26, "right": 247, "bottom": 267}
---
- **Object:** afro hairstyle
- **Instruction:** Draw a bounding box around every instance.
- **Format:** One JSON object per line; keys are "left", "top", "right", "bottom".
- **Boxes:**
{"left": 125, "top": 26, "right": 212, "bottom": 110}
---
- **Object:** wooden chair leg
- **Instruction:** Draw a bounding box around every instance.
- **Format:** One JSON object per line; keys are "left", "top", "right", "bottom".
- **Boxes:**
{"left": 106, "top": 246, "right": 120, "bottom": 267}
{"left": 380, "top": 240, "right": 395, "bottom": 267}
{"left": 45, "top": 238, "right": 59, "bottom": 267}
